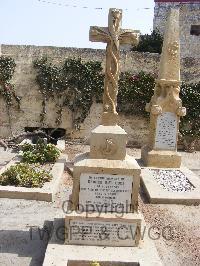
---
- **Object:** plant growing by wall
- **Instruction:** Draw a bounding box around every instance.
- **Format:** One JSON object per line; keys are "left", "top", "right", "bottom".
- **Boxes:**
{"left": 33, "top": 57, "right": 199, "bottom": 150}
{"left": 0, "top": 56, "right": 20, "bottom": 107}
{"left": 118, "top": 71, "right": 155, "bottom": 116}
{"left": 33, "top": 57, "right": 104, "bottom": 129}
{"left": 131, "top": 30, "right": 163, "bottom": 54}
{"left": 0, "top": 56, "right": 21, "bottom": 134}
{"left": 180, "top": 82, "right": 200, "bottom": 151}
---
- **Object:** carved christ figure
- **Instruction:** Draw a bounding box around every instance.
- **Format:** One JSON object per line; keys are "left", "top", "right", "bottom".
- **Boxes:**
{"left": 90, "top": 8, "right": 139, "bottom": 125}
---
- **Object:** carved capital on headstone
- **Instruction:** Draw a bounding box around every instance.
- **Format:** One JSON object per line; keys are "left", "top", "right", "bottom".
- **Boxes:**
{"left": 151, "top": 105, "right": 162, "bottom": 115}
{"left": 145, "top": 103, "right": 151, "bottom": 112}
{"left": 176, "top": 106, "right": 186, "bottom": 117}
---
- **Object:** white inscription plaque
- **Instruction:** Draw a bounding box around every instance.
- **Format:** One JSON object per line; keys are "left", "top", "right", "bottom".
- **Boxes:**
{"left": 155, "top": 112, "right": 177, "bottom": 150}
{"left": 79, "top": 173, "right": 133, "bottom": 212}
{"left": 67, "top": 219, "right": 137, "bottom": 246}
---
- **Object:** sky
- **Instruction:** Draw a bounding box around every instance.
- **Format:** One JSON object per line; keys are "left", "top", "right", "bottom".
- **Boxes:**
{"left": 0, "top": 0, "right": 155, "bottom": 49}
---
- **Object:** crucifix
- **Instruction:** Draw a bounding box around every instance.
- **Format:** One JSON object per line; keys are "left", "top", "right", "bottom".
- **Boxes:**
{"left": 90, "top": 8, "right": 139, "bottom": 126}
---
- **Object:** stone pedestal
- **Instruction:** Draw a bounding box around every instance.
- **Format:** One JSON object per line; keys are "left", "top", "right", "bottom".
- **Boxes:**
{"left": 90, "top": 125, "right": 127, "bottom": 160}
{"left": 71, "top": 152, "right": 141, "bottom": 213}
{"left": 141, "top": 145, "right": 181, "bottom": 168}
{"left": 67, "top": 123, "right": 142, "bottom": 248}
{"left": 67, "top": 121, "right": 142, "bottom": 251}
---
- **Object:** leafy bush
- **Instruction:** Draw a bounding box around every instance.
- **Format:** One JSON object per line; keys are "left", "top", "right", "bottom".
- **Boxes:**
{"left": 21, "top": 142, "right": 34, "bottom": 152}
{"left": 21, "top": 139, "right": 60, "bottom": 164}
{"left": 33, "top": 57, "right": 104, "bottom": 129}
{"left": 0, "top": 56, "right": 20, "bottom": 107}
{"left": 180, "top": 82, "right": 200, "bottom": 139}
{"left": 90, "top": 262, "right": 100, "bottom": 266}
{"left": 132, "top": 30, "right": 163, "bottom": 54}
{"left": 118, "top": 71, "right": 155, "bottom": 116}
{"left": 0, "top": 163, "right": 52, "bottom": 188}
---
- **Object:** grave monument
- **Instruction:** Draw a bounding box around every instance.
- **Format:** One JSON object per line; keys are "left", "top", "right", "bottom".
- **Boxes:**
{"left": 141, "top": 8, "right": 186, "bottom": 168}
{"left": 141, "top": 9, "right": 200, "bottom": 205}
{"left": 42, "top": 9, "right": 163, "bottom": 265}
{"left": 66, "top": 8, "right": 142, "bottom": 246}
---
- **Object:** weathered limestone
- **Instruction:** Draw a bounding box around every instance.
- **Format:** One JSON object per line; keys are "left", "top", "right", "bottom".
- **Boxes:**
{"left": 90, "top": 125, "right": 127, "bottom": 160}
{"left": 65, "top": 211, "right": 142, "bottom": 247}
{"left": 141, "top": 8, "right": 186, "bottom": 168}
{"left": 140, "top": 8, "right": 200, "bottom": 206}
{"left": 71, "top": 153, "right": 140, "bottom": 213}
{"left": 153, "top": 1, "right": 200, "bottom": 59}
{"left": 65, "top": 8, "right": 143, "bottom": 250}
{"left": 89, "top": 8, "right": 139, "bottom": 126}
{"left": 43, "top": 218, "right": 163, "bottom": 266}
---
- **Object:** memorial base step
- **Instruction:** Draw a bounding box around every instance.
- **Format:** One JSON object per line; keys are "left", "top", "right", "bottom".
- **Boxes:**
{"left": 141, "top": 145, "right": 181, "bottom": 168}
{"left": 65, "top": 211, "right": 142, "bottom": 247}
{"left": 42, "top": 217, "right": 163, "bottom": 266}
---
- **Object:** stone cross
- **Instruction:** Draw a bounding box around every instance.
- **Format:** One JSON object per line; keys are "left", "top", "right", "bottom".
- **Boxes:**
{"left": 90, "top": 8, "right": 139, "bottom": 126}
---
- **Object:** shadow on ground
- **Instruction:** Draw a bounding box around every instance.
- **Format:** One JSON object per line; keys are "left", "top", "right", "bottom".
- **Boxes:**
{"left": 0, "top": 221, "right": 53, "bottom": 266}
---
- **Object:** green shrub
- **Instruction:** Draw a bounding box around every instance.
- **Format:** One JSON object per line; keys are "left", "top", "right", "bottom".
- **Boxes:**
{"left": 180, "top": 82, "right": 200, "bottom": 139}
{"left": 0, "top": 163, "right": 52, "bottom": 188}
{"left": 0, "top": 56, "right": 21, "bottom": 110}
{"left": 118, "top": 71, "right": 155, "bottom": 116}
{"left": 90, "top": 262, "right": 100, "bottom": 266}
{"left": 21, "top": 142, "right": 34, "bottom": 152}
{"left": 132, "top": 30, "right": 163, "bottom": 54}
{"left": 21, "top": 140, "right": 60, "bottom": 164}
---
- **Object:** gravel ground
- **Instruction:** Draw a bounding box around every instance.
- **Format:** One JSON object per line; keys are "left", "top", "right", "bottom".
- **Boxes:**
{"left": 150, "top": 169, "right": 194, "bottom": 192}
{"left": 0, "top": 145, "right": 200, "bottom": 266}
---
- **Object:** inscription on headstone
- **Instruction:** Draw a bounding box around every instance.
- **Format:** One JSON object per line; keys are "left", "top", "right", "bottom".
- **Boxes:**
{"left": 155, "top": 112, "right": 177, "bottom": 150}
{"left": 79, "top": 173, "right": 133, "bottom": 212}
{"left": 68, "top": 219, "right": 137, "bottom": 246}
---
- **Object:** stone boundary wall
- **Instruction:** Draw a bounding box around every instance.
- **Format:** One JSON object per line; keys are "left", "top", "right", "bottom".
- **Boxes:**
{"left": 0, "top": 44, "right": 199, "bottom": 147}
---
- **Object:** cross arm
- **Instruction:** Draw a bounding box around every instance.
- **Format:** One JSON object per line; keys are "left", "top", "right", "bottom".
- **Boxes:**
{"left": 119, "top": 29, "right": 140, "bottom": 46}
{"left": 89, "top": 26, "right": 110, "bottom": 43}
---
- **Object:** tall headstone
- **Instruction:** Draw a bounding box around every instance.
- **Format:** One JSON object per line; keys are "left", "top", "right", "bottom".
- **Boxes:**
{"left": 141, "top": 8, "right": 186, "bottom": 168}
{"left": 65, "top": 8, "right": 142, "bottom": 247}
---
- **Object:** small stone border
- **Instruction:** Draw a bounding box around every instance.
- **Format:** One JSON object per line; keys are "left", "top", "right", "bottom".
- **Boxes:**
{"left": 0, "top": 154, "right": 67, "bottom": 202}
{"left": 141, "top": 166, "right": 200, "bottom": 205}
